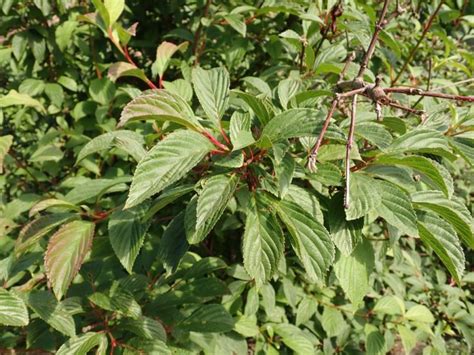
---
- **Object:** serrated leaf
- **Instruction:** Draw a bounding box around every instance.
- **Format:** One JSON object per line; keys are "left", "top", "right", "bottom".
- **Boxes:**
{"left": 15, "top": 213, "right": 79, "bottom": 255}
{"left": 276, "top": 200, "right": 334, "bottom": 283}
{"left": 345, "top": 174, "right": 382, "bottom": 220}
{"left": 89, "top": 287, "right": 141, "bottom": 318}
{"left": 397, "top": 325, "right": 417, "bottom": 354}
{"left": 121, "top": 316, "right": 167, "bottom": 341}
{"left": 0, "top": 288, "right": 29, "bottom": 326}
{"left": 242, "top": 197, "right": 284, "bottom": 287}
{"left": 108, "top": 203, "right": 150, "bottom": 273}
{"left": 192, "top": 67, "right": 230, "bottom": 124}
{"left": 65, "top": 177, "right": 131, "bottom": 205}
{"left": 125, "top": 339, "right": 171, "bottom": 355}
{"left": 365, "top": 324, "right": 386, "bottom": 355}
{"left": 45, "top": 221, "right": 95, "bottom": 300}
{"left": 177, "top": 304, "right": 234, "bottom": 332}
{"left": 375, "top": 155, "right": 449, "bottom": 196}
{"left": 126, "top": 130, "right": 213, "bottom": 208}
{"left": 285, "top": 185, "right": 324, "bottom": 225}
{"left": 56, "top": 332, "right": 108, "bottom": 355}
{"left": 153, "top": 41, "right": 188, "bottom": 78}
{"left": 0, "top": 135, "right": 13, "bottom": 173}
{"left": 278, "top": 78, "right": 301, "bottom": 110}
{"left": 376, "top": 180, "right": 418, "bottom": 236}
{"left": 334, "top": 240, "right": 374, "bottom": 306}
{"left": 186, "top": 174, "right": 238, "bottom": 244}
{"left": 450, "top": 137, "right": 474, "bottom": 166}
{"left": 103, "top": 0, "right": 124, "bottom": 26}
{"left": 295, "top": 297, "right": 317, "bottom": 326}
{"left": 158, "top": 212, "right": 189, "bottom": 274}
{"left": 411, "top": 190, "right": 473, "bottom": 249}
{"left": 29, "top": 199, "right": 80, "bottom": 217}
{"left": 405, "top": 305, "right": 435, "bottom": 323}
{"left": 118, "top": 89, "right": 202, "bottom": 130}
{"left": 418, "top": 212, "right": 465, "bottom": 284}
{"left": 77, "top": 130, "right": 146, "bottom": 163}
{"left": 0, "top": 90, "right": 45, "bottom": 113}
{"left": 108, "top": 62, "right": 150, "bottom": 85}
{"left": 229, "top": 111, "right": 255, "bottom": 150}
{"left": 26, "top": 290, "right": 76, "bottom": 336}
{"left": 355, "top": 122, "right": 392, "bottom": 150}
{"left": 321, "top": 306, "right": 345, "bottom": 337}
{"left": 328, "top": 193, "right": 363, "bottom": 255}
{"left": 143, "top": 184, "right": 194, "bottom": 222}
{"left": 273, "top": 323, "right": 314, "bottom": 354}
{"left": 232, "top": 90, "right": 275, "bottom": 125}
{"left": 274, "top": 153, "right": 295, "bottom": 198}
{"left": 373, "top": 295, "right": 405, "bottom": 315}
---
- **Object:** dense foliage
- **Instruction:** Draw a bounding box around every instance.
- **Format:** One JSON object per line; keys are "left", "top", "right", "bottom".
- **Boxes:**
{"left": 0, "top": 0, "right": 473, "bottom": 353}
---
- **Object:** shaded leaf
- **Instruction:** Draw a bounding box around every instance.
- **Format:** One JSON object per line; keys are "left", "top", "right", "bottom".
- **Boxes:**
{"left": 0, "top": 289, "right": 29, "bottom": 326}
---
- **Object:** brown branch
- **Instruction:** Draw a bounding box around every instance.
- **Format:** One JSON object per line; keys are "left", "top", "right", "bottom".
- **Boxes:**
{"left": 391, "top": 1, "right": 444, "bottom": 86}
{"left": 357, "top": 0, "right": 391, "bottom": 78}
{"left": 193, "top": 0, "right": 212, "bottom": 66}
{"left": 344, "top": 95, "right": 357, "bottom": 209}
{"left": 408, "top": 58, "right": 432, "bottom": 113}
{"left": 385, "top": 87, "right": 474, "bottom": 102}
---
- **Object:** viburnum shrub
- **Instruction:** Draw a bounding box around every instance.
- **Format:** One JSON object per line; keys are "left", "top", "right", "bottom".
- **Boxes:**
{"left": 0, "top": 0, "right": 473, "bottom": 353}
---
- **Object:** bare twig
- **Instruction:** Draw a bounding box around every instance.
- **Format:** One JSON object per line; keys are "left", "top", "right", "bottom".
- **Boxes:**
{"left": 344, "top": 94, "right": 357, "bottom": 209}
{"left": 408, "top": 58, "right": 432, "bottom": 112}
{"left": 193, "top": 0, "right": 212, "bottom": 66}
{"left": 385, "top": 87, "right": 474, "bottom": 102}
{"left": 357, "top": 0, "right": 391, "bottom": 78}
{"left": 391, "top": 1, "right": 444, "bottom": 86}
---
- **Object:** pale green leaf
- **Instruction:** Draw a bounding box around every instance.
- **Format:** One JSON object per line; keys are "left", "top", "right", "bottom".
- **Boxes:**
{"left": 0, "top": 135, "right": 13, "bottom": 173}
{"left": 278, "top": 78, "right": 301, "bottom": 110}
{"left": 108, "top": 62, "right": 150, "bottom": 85}
{"left": 0, "top": 90, "right": 45, "bottom": 113}
{"left": 355, "top": 122, "right": 392, "bottom": 150}
{"left": 242, "top": 197, "right": 284, "bottom": 287}
{"left": 65, "top": 177, "right": 131, "bottom": 205}
{"left": 153, "top": 41, "right": 188, "bottom": 78}
{"left": 273, "top": 323, "right": 315, "bottom": 354}
{"left": 45, "top": 221, "right": 95, "bottom": 300}
{"left": 0, "top": 288, "right": 29, "bottom": 326}
{"left": 223, "top": 14, "right": 246, "bottom": 36}
{"left": 274, "top": 153, "right": 295, "bottom": 198}
{"left": 334, "top": 240, "right": 374, "bottom": 306}
{"left": 118, "top": 89, "right": 202, "bottom": 130}
{"left": 376, "top": 180, "right": 418, "bottom": 236}
{"left": 28, "top": 199, "right": 80, "bottom": 217}
{"left": 418, "top": 212, "right": 465, "bottom": 284}
{"left": 405, "top": 305, "right": 435, "bottom": 323}
{"left": 276, "top": 200, "right": 334, "bottom": 283}
{"left": 321, "top": 306, "right": 345, "bottom": 337}
{"left": 295, "top": 297, "right": 317, "bottom": 326}
{"left": 373, "top": 295, "right": 405, "bottom": 315}
{"left": 108, "top": 203, "right": 150, "bottom": 273}
{"left": 192, "top": 67, "right": 230, "bottom": 124}
{"left": 229, "top": 111, "right": 255, "bottom": 150}
{"left": 103, "top": 0, "right": 124, "bottom": 26}
{"left": 285, "top": 185, "right": 324, "bottom": 225}
{"left": 186, "top": 174, "right": 238, "bottom": 244}
{"left": 232, "top": 90, "right": 275, "bottom": 125}
{"left": 126, "top": 130, "right": 213, "bottom": 208}
{"left": 56, "top": 332, "right": 108, "bottom": 355}
{"left": 397, "top": 325, "right": 417, "bottom": 354}
{"left": 345, "top": 174, "right": 382, "bottom": 221}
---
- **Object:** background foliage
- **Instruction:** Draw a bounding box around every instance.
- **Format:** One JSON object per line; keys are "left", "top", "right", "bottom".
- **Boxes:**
{"left": 0, "top": 0, "right": 473, "bottom": 354}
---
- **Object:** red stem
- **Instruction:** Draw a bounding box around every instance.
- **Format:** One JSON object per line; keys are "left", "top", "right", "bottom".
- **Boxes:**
{"left": 202, "top": 131, "right": 229, "bottom": 151}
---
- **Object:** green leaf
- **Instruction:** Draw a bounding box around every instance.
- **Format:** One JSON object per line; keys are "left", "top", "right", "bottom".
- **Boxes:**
{"left": 274, "top": 153, "right": 295, "bottom": 198}
{"left": 77, "top": 130, "right": 146, "bottom": 163}
{"left": 328, "top": 193, "right": 363, "bottom": 255}
{"left": 0, "top": 90, "right": 45, "bottom": 113}
{"left": 229, "top": 111, "right": 255, "bottom": 150}
{"left": 0, "top": 135, "right": 13, "bottom": 173}
{"left": 387, "top": 128, "right": 455, "bottom": 159}
{"left": 26, "top": 291, "right": 76, "bottom": 337}
{"left": 89, "top": 287, "right": 141, "bottom": 318}
{"left": 108, "top": 203, "right": 150, "bottom": 273}
{"left": 177, "top": 304, "right": 234, "bottom": 332}
{"left": 89, "top": 78, "right": 116, "bottom": 106}
{"left": 374, "top": 155, "right": 449, "bottom": 196}
{"left": 118, "top": 89, "right": 202, "bottom": 130}
{"left": 345, "top": 174, "right": 382, "bottom": 221}
{"left": 108, "top": 62, "right": 150, "bottom": 85}
{"left": 56, "top": 332, "right": 108, "bottom": 355}
{"left": 397, "top": 325, "right": 417, "bottom": 354}
{"left": 295, "top": 297, "right": 317, "bottom": 326}
{"left": 278, "top": 78, "right": 301, "bottom": 110}
{"left": 223, "top": 14, "right": 247, "bottom": 37}
{"left": 405, "top": 305, "right": 435, "bottom": 323}
{"left": 285, "top": 185, "right": 324, "bottom": 225}
{"left": 418, "top": 212, "right": 465, "bottom": 284}
{"left": 365, "top": 324, "right": 386, "bottom": 355}
{"left": 273, "top": 323, "right": 315, "bottom": 354}
{"left": 321, "top": 306, "right": 345, "bottom": 337}
{"left": 376, "top": 180, "right": 418, "bottom": 236}
{"left": 355, "top": 122, "right": 392, "bottom": 150}
{"left": 232, "top": 90, "right": 275, "bottom": 125}
{"left": 15, "top": 213, "right": 79, "bottom": 255}
{"left": 158, "top": 212, "right": 189, "bottom": 274}
{"left": 125, "top": 339, "right": 171, "bottom": 355}
{"left": 260, "top": 109, "right": 327, "bottom": 146}
{"left": 29, "top": 199, "right": 80, "bottom": 217}
{"left": 373, "top": 295, "right": 405, "bottom": 315}
{"left": 65, "top": 177, "right": 131, "bottom": 205}
{"left": 411, "top": 190, "right": 473, "bottom": 249}
{"left": 334, "top": 240, "right": 374, "bottom": 306}
{"left": 0, "top": 289, "right": 29, "bottom": 326}
{"left": 143, "top": 184, "right": 194, "bottom": 222}
{"left": 121, "top": 316, "right": 167, "bottom": 341}
{"left": 153, "top": 41, "right": 188, "bottom": 78}
{"left": 45, "top": 221, "right": 95, "bottom": 300}
{"left": 242, "top": 197, "right": 284, "bottom": 287}
{"left": 450, "top": 137, "right": 474, "bottom": 166}
{"left": 276, "top": 200, "right": 334, "bottom": 283}
{"left": 126, "top": 130, "right": 213, "bottom": 208}
{"left": 192, "top": 67, "right": 230, "bottom": 124}
{"left": 186, "top": 174, "right": 238, "bottom": 244}
{"left": 103, "top": 0, "right": 124, "bottom": 26}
